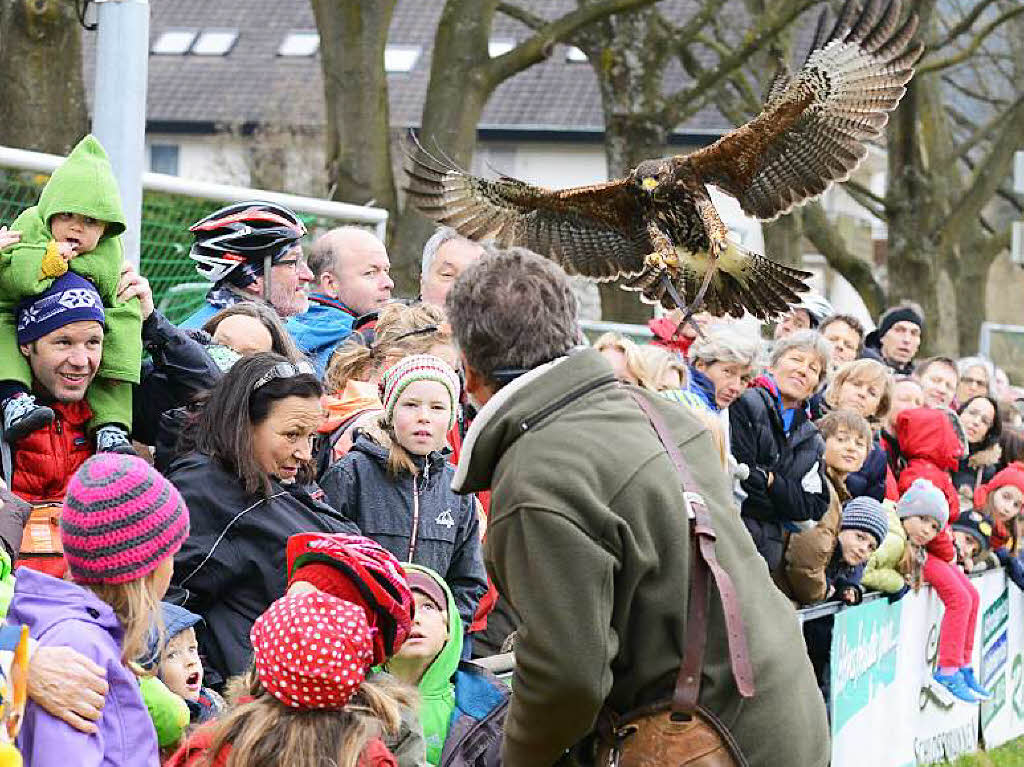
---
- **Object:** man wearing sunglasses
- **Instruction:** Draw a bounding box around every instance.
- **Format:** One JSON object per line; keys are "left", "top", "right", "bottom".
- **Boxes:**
{"left": 180, "top": 201, "right": 314, "bottom": 330}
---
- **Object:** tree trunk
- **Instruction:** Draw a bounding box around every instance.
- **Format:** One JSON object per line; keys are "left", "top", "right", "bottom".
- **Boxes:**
{"left": 885, "top": 68, "right": 944, "bottom": 355}
{"left": 0, "top": 0, "right": 88, "bottom": 154}
{"left": 390, "top": 0, "right": 496, "bottom": 294}
{"left": 599, "top": 114, "right": 669, "bottom": 324}
{"left": 584, "top": 6, "right": 670, "bottom": 324}
{"left": 761, "top": 212, "right": 804, "bottom": 270}
{"left": 313, "top": 0, "right": 398, "bottom": 240}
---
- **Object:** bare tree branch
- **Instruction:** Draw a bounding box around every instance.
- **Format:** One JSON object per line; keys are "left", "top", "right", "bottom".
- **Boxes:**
{"left": 655, "top": 0, "right": 725, "bottom": 50}
{"left": 944, "top": 98, "right": 1010, "bottom": 164}
{"left": 486, "top": 0, "right": 660, "bottom": 84}
{"left": 661, "top": 0, "right": 816, "bottom": 124}
{"left": 917, "top": 5, "right": 1024, "bottom": 75}
{"left": 927, "top": 0, "right": 1002, "bottom": 51}
{"left": 495, "top": 2, "right": 547, "bottom": 31}
{"left": 803, "top": 201, "right": 885, "bottom": 317}
{"left": 843, "top": 179, "right": 887, "bottom": 219}
{"left": 937, "top": 90, "right": 1024, "bottom": 247}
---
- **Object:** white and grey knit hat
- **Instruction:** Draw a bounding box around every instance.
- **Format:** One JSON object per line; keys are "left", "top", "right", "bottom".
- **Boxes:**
{"left": 379, "top": 354, "right": 461, "bottom": 429}
{"left": 896, "top": 478, "right": 950, "bottom": 529}
{"left": 840, "top": 496, "right": 889, "bottom": 547}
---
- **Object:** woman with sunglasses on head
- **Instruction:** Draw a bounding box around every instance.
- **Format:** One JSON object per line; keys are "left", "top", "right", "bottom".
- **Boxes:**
{"left": 165, "top": 353, "right": 359, "bottom": 689}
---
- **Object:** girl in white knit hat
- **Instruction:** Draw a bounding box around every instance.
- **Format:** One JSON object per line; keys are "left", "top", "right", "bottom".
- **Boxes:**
{"left": 320, "top": 354, "right": 487, "bottom": 639}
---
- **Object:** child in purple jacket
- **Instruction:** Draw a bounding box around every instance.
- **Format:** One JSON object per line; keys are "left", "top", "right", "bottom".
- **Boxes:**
{"left": 9, "top": 454, "right": 189, "bottom": 766}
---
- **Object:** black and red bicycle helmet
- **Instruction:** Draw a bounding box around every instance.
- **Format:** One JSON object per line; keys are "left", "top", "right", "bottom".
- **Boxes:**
{"left": 188, "top": 201, "right": 307, "bottom": 285}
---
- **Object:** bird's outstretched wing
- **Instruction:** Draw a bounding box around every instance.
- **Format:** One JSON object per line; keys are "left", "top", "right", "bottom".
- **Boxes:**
{"left": 685, "top": 0, "right": 922, "bottom": 221}
{"left": 404, "top": 137, "right": 648, "bottom": 281}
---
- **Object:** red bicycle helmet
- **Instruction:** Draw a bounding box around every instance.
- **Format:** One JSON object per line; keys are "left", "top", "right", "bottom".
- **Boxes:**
{"left": 188, "top": 201, "right": 307, "bottom": 285}
{"left": 286, "top": 533, "right": 414, "bottom": 665}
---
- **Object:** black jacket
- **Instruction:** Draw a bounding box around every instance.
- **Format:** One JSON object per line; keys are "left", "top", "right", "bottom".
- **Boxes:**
{"left": 729, "top": 385, "right": 829, "bottom": 526}
{"left": 166, "top": 452, "right": 359, "bottom": 685}
{"left": 320, "top": 430, "right": 487, "bottom": 626}
{"left": 860, "top": 344, "right": 914, "bottom": 376}
{"left": 846, "top": 440, "right": 888, "bottom": 502}
{"left": 951, "top": 443, "right": 1002, "bottom": 505}
{"left": 132, "top": 312, "right": 221, "bottom": 445}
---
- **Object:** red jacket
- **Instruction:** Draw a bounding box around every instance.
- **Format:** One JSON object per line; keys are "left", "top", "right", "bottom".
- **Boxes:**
{"left": 895, "top": 408, "right": 964, "bottom": 563}
{"left": 10, "top": 399, "right": 93, "bottom": 578}
{"left": 448, "top": 416, "right": 498, "bottom": 633}
{"left": 165, "top": 724, "right": 397, "bottom": 767}
{"left": 647, "top": 316, "right": 694, "bottom": 356}
{"left": 11, "top": 399, "right": 93, "bottom": 504}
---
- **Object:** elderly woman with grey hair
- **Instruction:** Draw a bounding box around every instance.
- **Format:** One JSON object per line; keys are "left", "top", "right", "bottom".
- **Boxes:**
{"left": 729, "top": 330, "right": 832, "bottom": 570}
{"left": 956, "top": 356, "right": 995, "bottom": 404}
{"left": 419, "top": 225, "right": 485, "bottom": 308}
{"left": 684, "top": 324, "right": 762, "bottom": 412}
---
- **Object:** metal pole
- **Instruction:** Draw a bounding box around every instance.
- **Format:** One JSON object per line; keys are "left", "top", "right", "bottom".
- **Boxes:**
{"left": 91, "top": 0, "right": 150, "bottom": 267}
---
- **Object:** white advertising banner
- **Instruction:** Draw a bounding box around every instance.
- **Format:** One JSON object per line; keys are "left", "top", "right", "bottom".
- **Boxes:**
{"left": 978, "top": 576, "right": 1024, "bottom": 749}
{"left": 829, "top": 571, "right": 1008, "bottom": 766}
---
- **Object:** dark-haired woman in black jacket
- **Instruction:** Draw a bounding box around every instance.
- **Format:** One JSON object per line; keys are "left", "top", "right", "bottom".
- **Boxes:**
{"left": 953, "top": 395, "right": 1003, "bottom": 512}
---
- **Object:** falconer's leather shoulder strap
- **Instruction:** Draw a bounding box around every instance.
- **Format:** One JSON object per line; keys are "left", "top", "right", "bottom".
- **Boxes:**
{"left": 628, "top": 390, "right": 755, "bottom": 715}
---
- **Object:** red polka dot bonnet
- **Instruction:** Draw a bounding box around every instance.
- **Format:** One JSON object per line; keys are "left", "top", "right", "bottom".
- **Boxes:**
{"left": 250, "top": 592, "right": 374, "bottom": 710}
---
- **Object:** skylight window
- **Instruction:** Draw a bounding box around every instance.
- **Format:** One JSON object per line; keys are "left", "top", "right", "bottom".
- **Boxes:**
{"left": 566, "top": 46, "right": 588, "bottom": 62}
{"left": 278, "top": 31, "right": 320, "bottom": 57}
{"left": 192, "top": 29, "right": 238, "bottom": 56}
{"left": 151, "top": 30, "right": 197, "bottom": 55}
{"left": 384, "top": 45, "right": 420, "bottom": 72}
{"left": 488, "top": 39, "right": 515, "bottom": 57}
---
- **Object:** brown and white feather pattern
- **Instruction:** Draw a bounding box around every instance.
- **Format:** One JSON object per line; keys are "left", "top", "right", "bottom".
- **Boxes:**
{"left": 403, "top": 0, "right": 921, "bottom": 321}
{"left": 404, "top": 146, "right": 647, "bottom": 282}
{"left": 686, "top": 0, "right": 923, "bottom": 222}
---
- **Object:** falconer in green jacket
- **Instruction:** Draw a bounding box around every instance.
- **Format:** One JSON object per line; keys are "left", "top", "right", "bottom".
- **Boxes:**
{"left": 445, "top": 248, "right": 830, "bottom": 767}
{"left": 0, "top": 134, "right": 141, "bottom": 451}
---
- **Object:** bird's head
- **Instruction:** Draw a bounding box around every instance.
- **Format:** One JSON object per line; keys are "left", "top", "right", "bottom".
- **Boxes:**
{"left": 632, "top": 160, "right": 672, "bottom": 196}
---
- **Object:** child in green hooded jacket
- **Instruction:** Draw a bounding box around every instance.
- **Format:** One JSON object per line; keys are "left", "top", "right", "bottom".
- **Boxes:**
{"left": 386, "top": 565, "right": 508, "bottom": 767}
{"left": 0, "top": 134, "right": 141, "bottom": 452}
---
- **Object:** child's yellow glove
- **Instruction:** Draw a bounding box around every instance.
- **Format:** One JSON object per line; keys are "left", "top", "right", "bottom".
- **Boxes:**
{"left": 39, "top": 241, "right": 69, "bottom": 280}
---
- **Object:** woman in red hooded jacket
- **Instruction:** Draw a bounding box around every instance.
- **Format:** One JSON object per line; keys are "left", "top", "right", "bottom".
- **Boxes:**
{"left": 894, "top": 407, "right": 990, "bottom": 701}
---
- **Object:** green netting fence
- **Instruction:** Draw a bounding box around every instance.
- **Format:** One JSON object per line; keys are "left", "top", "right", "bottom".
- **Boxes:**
{"left": 0, "top": 167, "right": 380, "bottom": 324}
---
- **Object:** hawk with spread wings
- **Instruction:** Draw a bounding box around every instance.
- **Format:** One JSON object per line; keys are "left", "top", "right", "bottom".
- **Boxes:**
{"left": 404, "top": 0, "right": 922, "bottom": 320}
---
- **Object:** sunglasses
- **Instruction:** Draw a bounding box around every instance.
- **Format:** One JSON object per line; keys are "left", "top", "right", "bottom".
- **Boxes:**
{"left": 253, "top": 360, "right": 316, "bottom": 391}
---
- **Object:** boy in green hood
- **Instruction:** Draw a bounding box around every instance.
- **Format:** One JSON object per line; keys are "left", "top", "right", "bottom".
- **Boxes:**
{"left": 387, "top": 565, "right": 508, "bottom": 767}
{"left": 0, "top": 134, "right": 141, "bottom": 453}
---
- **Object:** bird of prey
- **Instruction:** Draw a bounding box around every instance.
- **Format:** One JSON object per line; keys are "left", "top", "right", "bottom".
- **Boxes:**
{"left": 404, "top": 0, "right": 922, "bottom": 321}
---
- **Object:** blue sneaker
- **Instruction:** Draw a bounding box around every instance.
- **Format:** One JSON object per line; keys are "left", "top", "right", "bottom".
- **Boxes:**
{"left": 960, "top": 668, "right": 992, "bottom": 700}
{"left": 933, "top": 669, "right": 980, "bottom": 703}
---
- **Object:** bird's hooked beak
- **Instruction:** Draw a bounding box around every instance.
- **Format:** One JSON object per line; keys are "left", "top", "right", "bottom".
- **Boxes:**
{"left": 641, "top": 177, "right": 659, "bottom": 192}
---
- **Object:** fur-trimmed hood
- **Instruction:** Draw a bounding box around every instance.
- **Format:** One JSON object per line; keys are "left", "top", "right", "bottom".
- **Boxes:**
{"left": 968, "top": 442, "right": 1002, "bottom": 470}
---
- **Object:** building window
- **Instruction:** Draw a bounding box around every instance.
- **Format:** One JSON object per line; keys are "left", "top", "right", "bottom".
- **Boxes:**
{"left": 192, "top": 29, "right": 238, "bottom": 56}
{"left": 151, "top": 30, "right": 197, "bottom": 55}
{"left": 278, "top": 31, "right": 319, "bottom": 57}
{"left": 384, "top": 45, "right": 420, "bottom": 72}
{"left": 488, "top": 39, "right": 515, "bottom": 57}
{"left": 150, "top": 144, "right": 180, "bottom": 176}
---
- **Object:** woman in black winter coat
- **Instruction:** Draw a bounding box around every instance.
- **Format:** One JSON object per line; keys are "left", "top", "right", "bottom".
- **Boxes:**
{"left": 730, "top": 331, "right": 833, "bottom": 571}
{"left": 953, "top": 395, "right": 1003, "bottom": 512}
{"left": 166, "top": 354, "right": 358, "bottom": 686}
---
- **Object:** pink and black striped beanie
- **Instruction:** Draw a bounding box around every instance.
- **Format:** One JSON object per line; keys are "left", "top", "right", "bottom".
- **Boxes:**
{"left": 61, "top": 454, "right": 190, "bottom": 585}
{"left": 379, "top": 354, "right": 461, "bottom": 429}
